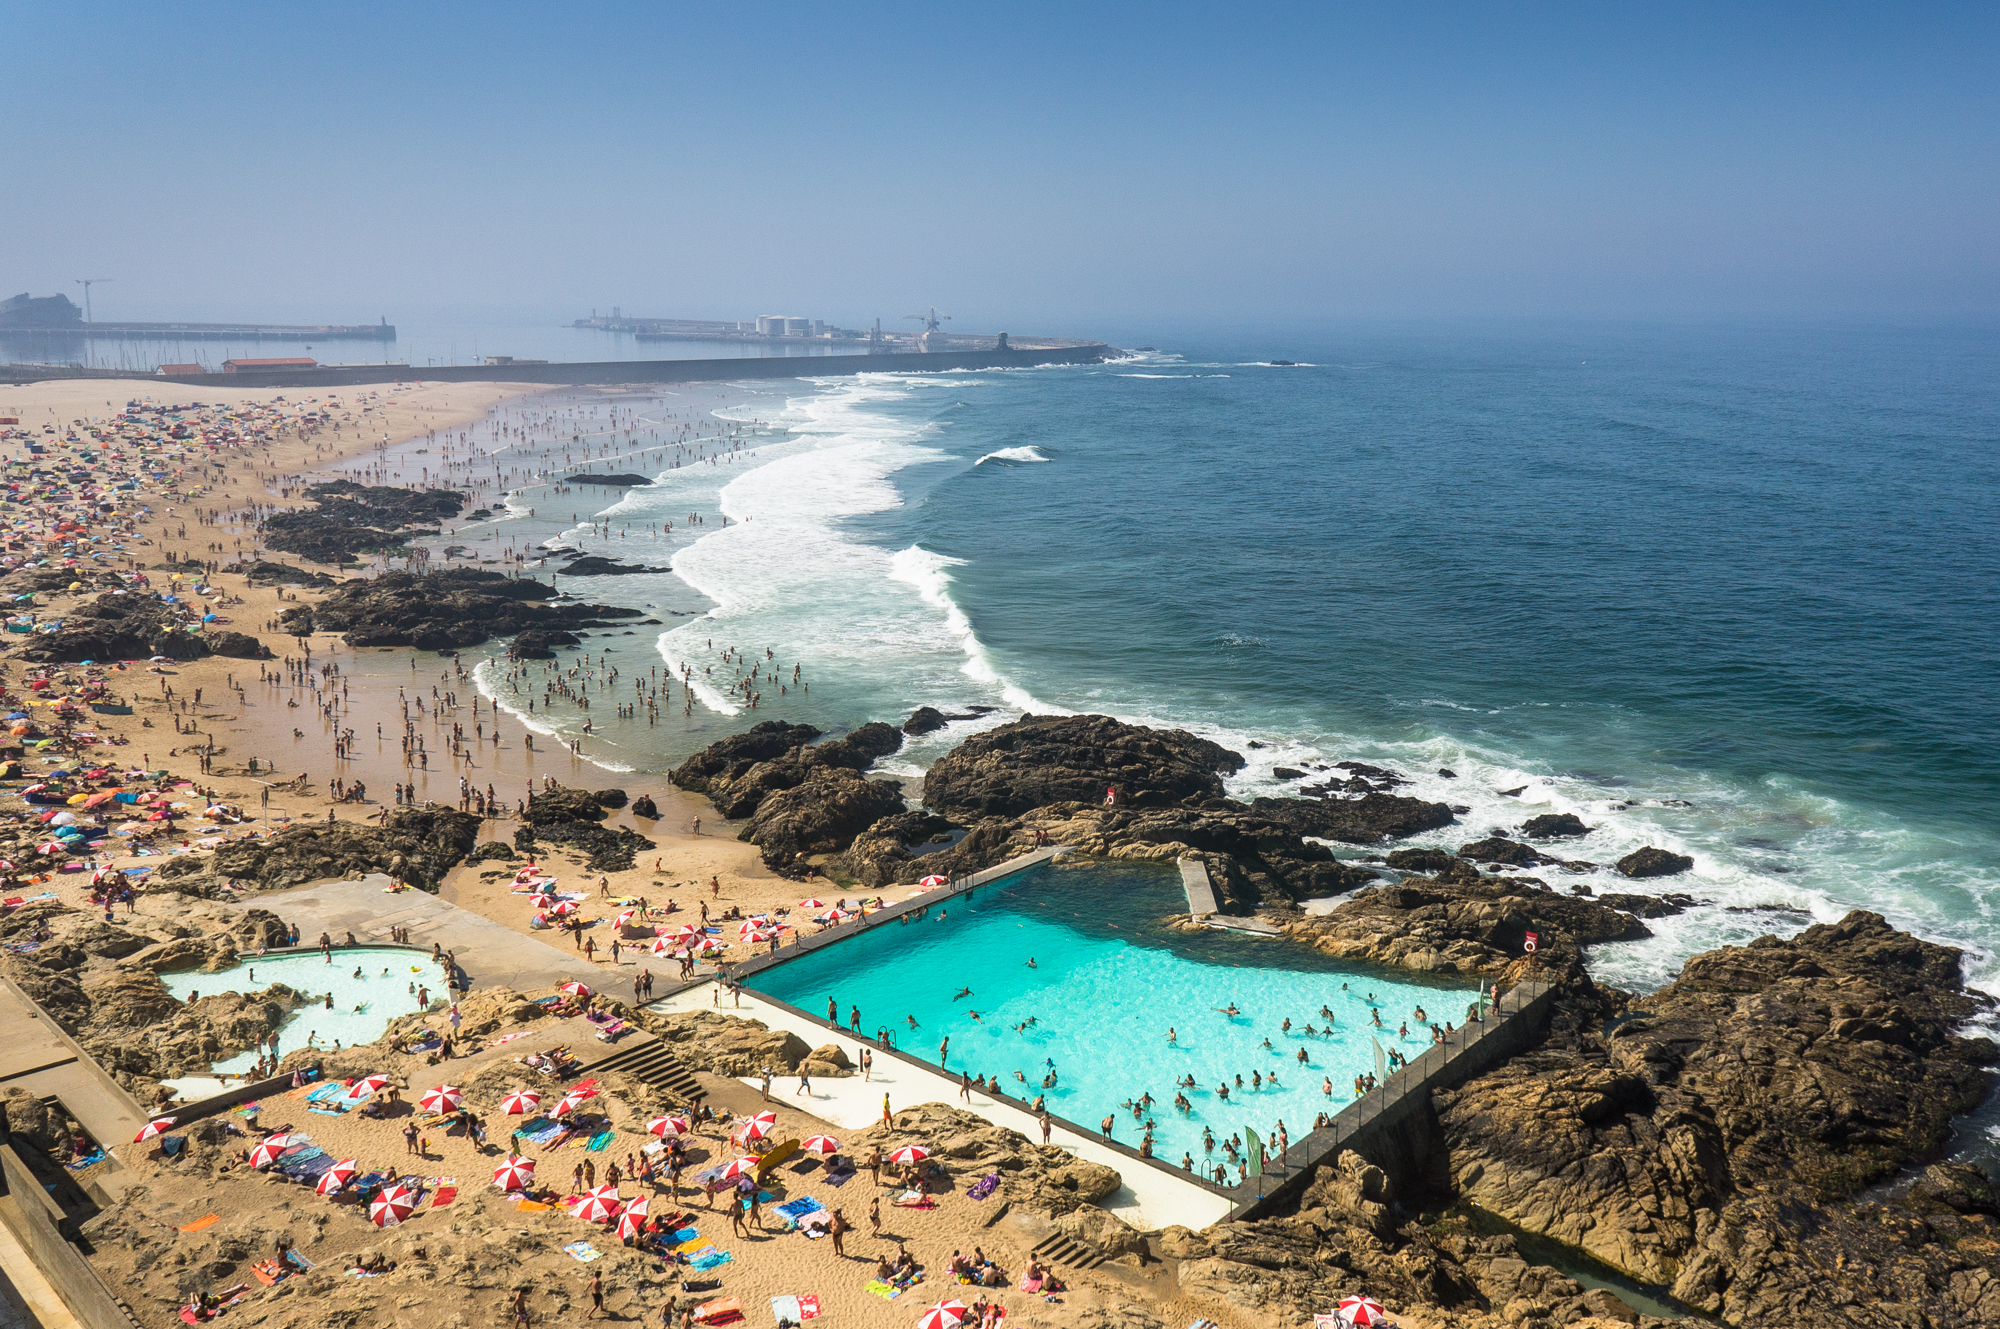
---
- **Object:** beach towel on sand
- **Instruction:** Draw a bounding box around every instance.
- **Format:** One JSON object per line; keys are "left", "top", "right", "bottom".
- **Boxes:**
{"left": 691, "top": 1297, "right": 742, "bottom": 1325}
{"left": 429, "top": 1186, "right": 457, "bottom": 1208}
{"left": 562, "top": 1242, "right": 602, "bottom": 1263}
{"left": 178, "top": 1214, "right": 221, "bottom": 1233}
{"left": 769, "top": 1296, "right": 799, "bottom": 1323}
{"left": 795, "top": 1295, "right": 820, "bottom": 1320}
{"left": 864, "top": 1281, "right": 902, "bottom": 1300}
{"left": 772, "top": 1197, "right": 822, "bottom": 1220}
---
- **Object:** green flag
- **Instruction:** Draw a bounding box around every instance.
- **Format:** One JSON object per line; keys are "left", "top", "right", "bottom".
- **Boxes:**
{"left": 1245, "top": 1126, "right": 1264, "bottom": 1178}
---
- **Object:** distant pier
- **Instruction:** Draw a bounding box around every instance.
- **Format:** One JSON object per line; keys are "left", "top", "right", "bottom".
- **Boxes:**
{"left": 0, "top": 319, "right": 397, "bottom": 342}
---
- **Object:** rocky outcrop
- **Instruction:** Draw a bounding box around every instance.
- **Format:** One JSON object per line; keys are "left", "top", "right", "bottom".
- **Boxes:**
{"left": 629, "top": 794, "right": 658, "bottom": 819}
{"left": 1520, "top": 813, "right": 1590, "bottom": 839}
{"left": 1248, "top": 791, "right": 1457, "bottom": 844}
{"left": 16, "top": 592, "right": 212, "bottom": 662}
{"left": 304, "top": 567, "right": 642, "bottom": 652}
{"left": 556, "top": 555, "right": 670, "bottom": 576}
{"left": 1385, "top": 847, "right": 1457, "bottom": 873}
{"left": 508, "top": 627, "right": 579, "bottom": 659}
{"left": 205, "top": 630, "right": 273, "bottom": 659}
{"left": 852, "top": 1103, "right": 1120, "bottom": 1218}
{"left": 1616, "top": 846, "right": 1694, "bottom": 878}
{"left": 157, "top": 808, "right": 482, "bottom": 893}
{"left": 639, "top": 1009, "right": 813, "bottom": 1075}
{"left": 259, "top": 481, "right": 465, "bottom": 563}
{"left": 1437, "top": 910, "right": 1999, "bottom": 1325}
{"left": 670, "top": 720, "right": 821, "bottom": 795}
{"left": 903, "top": 706, "right": 948, "bottom": 735}
{"left": 1284, "top": 862, "right": 1651, "bottom": 977}
{"left": 679, "top": 722, "right": 904, "bottom": 821}
{"left": 921, "top": 714, "right": 1244, "bottom": 817}
{"left": 1457, "top": 836, "right": 1549, "bottom": 867}
{"left": 517, "top": 820, "right": 654, "bottom": 872}
{"left": 739, "top": 767, "right": 908, "bottom": 871}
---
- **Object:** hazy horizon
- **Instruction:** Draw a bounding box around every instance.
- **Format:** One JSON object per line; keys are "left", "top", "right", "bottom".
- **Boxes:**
{"left": 7, "top": 2, "right": 1998, "bottom": 329}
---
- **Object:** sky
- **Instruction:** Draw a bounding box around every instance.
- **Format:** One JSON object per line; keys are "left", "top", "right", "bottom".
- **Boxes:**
{"left": 5, "top": 2, "right": 1998, "bottom": 332}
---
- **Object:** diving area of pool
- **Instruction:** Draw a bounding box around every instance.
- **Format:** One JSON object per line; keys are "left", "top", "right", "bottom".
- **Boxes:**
{"left": 158, "top": 946, "right": 450, "bottom": 1073}
{"left": 741, "top": 859, "right": 1478, "bottom": 1177}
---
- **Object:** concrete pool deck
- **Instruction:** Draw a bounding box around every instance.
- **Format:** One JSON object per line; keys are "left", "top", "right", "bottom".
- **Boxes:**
{"left": 647, "top": 980, "right": 1237, "bottom": 1232}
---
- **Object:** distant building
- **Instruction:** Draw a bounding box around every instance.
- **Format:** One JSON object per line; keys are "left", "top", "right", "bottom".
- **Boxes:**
{"left": 484, "top": 356, "right": 549, "bottom": 365}
{"left": 783, "top": 317, "right": 810, "bottom": 337}
{"left": 221, "top": 357, "right": 317, "bottom": 373}
{"left": 158, "top": 363, "right": 205, "bottom": 376}
{"left": 0, "top": 292, "right": 83, "bottom": 328}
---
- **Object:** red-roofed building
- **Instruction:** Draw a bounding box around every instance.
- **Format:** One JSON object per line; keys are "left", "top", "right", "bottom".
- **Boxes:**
{"left": 221, "top": 357, "right": 317, "bottom": 373}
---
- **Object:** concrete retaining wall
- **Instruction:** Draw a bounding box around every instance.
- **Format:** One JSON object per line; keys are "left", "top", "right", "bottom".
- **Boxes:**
{"left": 0, "top": 1143, "right": 135, "bottom": 1329}
{"left": 1222, "top": 980, "right": 1557, "bottom": 1219}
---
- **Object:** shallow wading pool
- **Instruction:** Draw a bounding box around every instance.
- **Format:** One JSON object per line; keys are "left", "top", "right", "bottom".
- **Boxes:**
{"left": 159, "top": 946, "right": 450, "bottom": 1074}
{"left": 746, "top": 861, "right": 1476, "bottom": 1174}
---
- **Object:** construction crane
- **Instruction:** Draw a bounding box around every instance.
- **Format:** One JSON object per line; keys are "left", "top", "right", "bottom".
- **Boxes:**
{"left": 905, "top": 307, "right": 949, "bottom": 351}
{"left": 73, "top": 277, "right": 114, "bottom": 323}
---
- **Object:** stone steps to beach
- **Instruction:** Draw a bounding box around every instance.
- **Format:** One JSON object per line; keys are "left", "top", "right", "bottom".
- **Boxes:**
{"left": 1029, "top": 1233, "right": 1107, "bottom": 1272}
{"left": 578, "top": 1037, "right": 706, "bottom": 1106}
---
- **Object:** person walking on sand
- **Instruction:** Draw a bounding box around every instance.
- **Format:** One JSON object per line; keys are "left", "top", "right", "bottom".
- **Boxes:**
{"left": 797, "top": 1067, "right": 811, "bottom": 1097}
{"left": 511, "top": 1288, "right": 530, "bottom": 1329}
{"left": 868, "top": 1196, "right": 882, "bottom": 1236}
{"left": 881, "top": 1093, "right": 892, "bottom": 1129}
{"left": 584, "top": 1272, "right": 603, "bottom": 1320}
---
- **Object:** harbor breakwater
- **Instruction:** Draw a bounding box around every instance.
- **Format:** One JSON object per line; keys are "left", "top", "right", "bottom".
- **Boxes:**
{"left": 144, "top": 342, "right": 1115, "bottom": 389}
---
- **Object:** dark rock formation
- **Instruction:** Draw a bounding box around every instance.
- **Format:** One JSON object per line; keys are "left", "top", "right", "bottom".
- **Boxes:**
{"left": 670, "top": 720, "right": 821, "bottom": 794}
{"left": 561, "top": 473, "right": 651, "bottom": 487}
{"left": 260, "top": 481, "right": 467, "bottom": 563}
{"left": 1596, "top": 891, "right": 1695, "bottom": 919}
{"left": 468, "top": 840, "right": 517, "bottom": 863}
{"left": 155, "top": 808, "right": 482, "bottom": 893}
{"left": 1616, "top": 845, "right": 1694, "bottom": 878}
{"left": 922, "top": 714, "right": 1243, "bottom": 818}
{"left": 739, "top": 767, "right": 909, "bottom": 870}
{"left": 1437, "top": 910, "right": 1999, "bottom": 1326}
{"left": 16, "top": 593, "right": 211, "bottom": 662}
{"left": 508, "top": 628, "right": 579, "bottom": 659}
{"left": 228, "top": 560, "right": 337, "bottom": 587}
{"left": 522, "top": 783, "right": 609, "bottom": 826}
{"left": 903, "top": 706, "right": 948, "bottom": 735}
{"left": 518, "top": 820, "right": 654, "bottom": 872}
{"left": 1285, "top": 863, "right": 1650, "bottom": 976}
{"left": 629, "top": 794, "right": 658, "bottom": 819}
{"left": 556, "top": 555, "right": 670, "bottom": 576}
{"left": 1384, "top": 846, "right": 1457, "bottom": 873}
{"left": 593, "top": 787, "right": 628, "bottom": 809}
{"left": 1520, "top": 812, "right": 1590, "bottom": 839}
{"left": 674, "top": 722, "right": 902, "bottom": 822}
{"left": 205, "top": 630, "right": 272, "bottom": 660}
{"left": 305, "top": 567, "right": 640, "bottom": 651}
{"left": 1249, "top": 791, "right": 1456, "bottom": 844}
{"left": 1457, "top": 836, "right": 1548, "bottom": 867}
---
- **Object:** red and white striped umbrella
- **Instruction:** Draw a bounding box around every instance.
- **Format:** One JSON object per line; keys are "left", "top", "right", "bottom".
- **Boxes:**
{"left": 316, "top": 1159, "right": 358, "bottom": 1196}
{"left": 613, "top": 909, "right": 638, "bottom": 928}
{"left": 917, "top": 1299, "right": 969, "bottom": 1329}
{"left": 493, "top": 1156, "right": 537, "bottom": 1191}
{"left": 718, "top": 1156, "right": 761, "bottom": 1179}
{"left": 563, "top": 1082, "right": 599, "bottom": 1101}
{"left": 799, "top": 1135, "right": 840, "bottom": 1156}
{"left": 646, "top": 1116, "right": 690, "bottom": 1138}
{"left": 248, "top": 1135, "right": 293, "bottom": 1169}
{"left": 649, "top": 937, "right": 677, "bottom": 956}
{"left": 550, "top": 901, "right": 579, "bottom": 917}
{"left": 570, "top": 1191, "right": 623, "bottom": 1223}
{"left": 529, "top": 893, "right": 557, "bottom": 908}
{"left": 734, "top": 1118, "right": 774, "bottom": 1144}
{"left": 559, "top": 981, "right": 592, "bottom": 997}
{"left": 737, "top": 919, "right": 768, "bottom": 936}
{"left": 918, "top": 875, "right": 948, "bottom": 888}
{"left": 556, "top": 1092, "right": 590, "bottom": 1117}
{"left": 133, "top": 1116, "right": 174, "bottom": 1142}
{"left": 738, "top": 928, "right": 774, "bottom": 945}
{"left": 616, "top": 1210, "right": 648, "bottom": 1241}
{"left": 370, "top": 1189, "right": 415, "bottom": 1227}
{"left": 622, "top": 1194, "right": 649, "bottom": 1219}
{"left": 797, "top": 897, "right": 827, "bottom": 909}
{"left": 814, "top": 909, "right": 845, "bottom": 923}
{"left": 1338, "top": 1295, "right": 1388, "bottom": 1327}
{"left": 668, "top": 923, "right": 704, "bottom": 940}
{"left": 356, "top": 1074, "right": 391, "bottom": 1093}
{"left": 420, "top": 1085, "right": 463, "bottom": 1113}
{"left": 501, "top": 1090, "right": 541, "bottom": 1115}
{"left": 887, "top": 1145, "right": 930, "bottom": 1165}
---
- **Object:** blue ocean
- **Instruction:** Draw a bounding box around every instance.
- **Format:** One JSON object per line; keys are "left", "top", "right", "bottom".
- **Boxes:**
{"left": 455, "top": 321, "right": 2000, "bottom": 1008}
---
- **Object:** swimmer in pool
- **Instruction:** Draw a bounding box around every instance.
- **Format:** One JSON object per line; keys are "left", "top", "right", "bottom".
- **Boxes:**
{"left": 1216, "top": 1003, "right": 1241, "bottom": 1016}
{"left": 968, "top": 1011, "right": 981, "bottom": 1022}
{"left": 1167, "top": 1027, "right": 1177, "bottom": 1045}
{"left": 1281, "top": 1018, "right": 1292, "bottom": 1033}
{"left": 1261, "top": 1037, "right": 1274, "bottom": 1051}
{"left": 1025, "top": 958, "right": 1037, "bottom": 968}
{"left": 952, "top": 986, "right": 972, "bottom": 1001}
{"left": 353, "top": 966, "right": 362, "bottom": 979}
{"left": 907, "top": 1015, "right": 920, "bottom": 1029}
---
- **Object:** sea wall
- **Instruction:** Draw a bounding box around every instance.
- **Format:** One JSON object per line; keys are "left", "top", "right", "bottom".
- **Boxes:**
{"left": 145, "top": 343, "right": 1114, "bottom": 390}
{"left": 0, "top": 1133, "right": 138, "bottom": 1329}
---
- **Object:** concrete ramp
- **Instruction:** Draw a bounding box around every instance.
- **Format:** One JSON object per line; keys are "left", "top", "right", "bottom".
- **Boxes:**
{"left": 1179, "top": 859, "right": 1219, "bottom": 918}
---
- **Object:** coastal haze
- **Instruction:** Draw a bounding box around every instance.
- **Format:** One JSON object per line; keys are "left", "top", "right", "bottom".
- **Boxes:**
{"left": 4, "top": 6, "right": 2000, "bottom": 1329}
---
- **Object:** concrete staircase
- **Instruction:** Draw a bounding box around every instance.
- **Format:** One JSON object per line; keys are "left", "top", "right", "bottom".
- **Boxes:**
{"left": 578, "top": 1038, "right": 705, "bottom": 1106}
{"left": 1028, "top": 1232, "right": 1107, "bottom": 1272}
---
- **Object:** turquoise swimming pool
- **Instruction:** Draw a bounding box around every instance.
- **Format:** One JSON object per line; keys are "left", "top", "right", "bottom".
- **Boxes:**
{"left": 159, "top": 946, "right": 450, "bottom": 1073}
{"left": 746, "top": 860, "right": 1476, "bottom": 1177}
